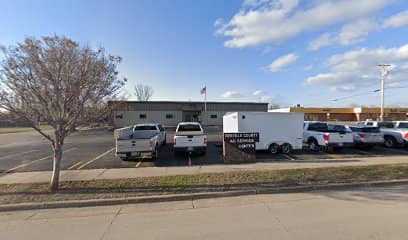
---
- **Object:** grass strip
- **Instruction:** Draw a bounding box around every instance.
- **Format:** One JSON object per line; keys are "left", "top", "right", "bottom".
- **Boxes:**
{"left": 0, "top": 125, "right": 53, "bottom": 134}
{"left": 1, "top": 164, "right": 408, "bottom": 204}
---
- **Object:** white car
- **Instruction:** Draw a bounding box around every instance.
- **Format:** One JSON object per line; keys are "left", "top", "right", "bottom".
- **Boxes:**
{"left": 303, "top": 122, "right": 354, "bottom": 151}
{"left": 173, "top": 122, "right": 207, "bottom": 154}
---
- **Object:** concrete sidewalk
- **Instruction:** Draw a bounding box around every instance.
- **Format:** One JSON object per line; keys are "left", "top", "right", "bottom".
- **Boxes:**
{"left": 1, "top": 155, "right": 408, "bottom": 184}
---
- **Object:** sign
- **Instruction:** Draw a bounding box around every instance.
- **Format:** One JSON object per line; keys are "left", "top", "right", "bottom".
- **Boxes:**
{"left": 223, "top": 132, "right": 259, "bottom": 164}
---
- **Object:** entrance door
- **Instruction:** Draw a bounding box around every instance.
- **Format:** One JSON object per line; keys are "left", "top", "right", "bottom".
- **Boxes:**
{"left": 183, "top": 111, "right": 201, "bottom": 122}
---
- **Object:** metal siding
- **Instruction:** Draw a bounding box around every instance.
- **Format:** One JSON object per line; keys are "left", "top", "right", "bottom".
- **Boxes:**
{"left": 111, "top": 101, "right": 268, "bottom": 127}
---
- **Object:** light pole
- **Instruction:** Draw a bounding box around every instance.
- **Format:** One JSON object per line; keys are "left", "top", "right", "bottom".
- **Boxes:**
{"left": 378, "top": 64, "right": 390, "bottom": 121}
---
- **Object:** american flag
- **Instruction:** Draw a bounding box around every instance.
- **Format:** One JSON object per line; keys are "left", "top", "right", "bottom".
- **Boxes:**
{"left": 200, "top": 87, "right": 206, "bottom": 95}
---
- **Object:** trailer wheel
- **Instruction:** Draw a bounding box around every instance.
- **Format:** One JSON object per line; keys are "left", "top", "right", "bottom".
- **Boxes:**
{"left": 268, "top": 143, "right": 279, "bottom": 154}
{"left": 307, "top": 139, "right": 320, "bottom": 152}
{"left": 281, "top": 143, "right": 292, "bottom": 154}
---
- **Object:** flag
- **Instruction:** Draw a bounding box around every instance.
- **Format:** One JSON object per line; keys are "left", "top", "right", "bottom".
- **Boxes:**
{"left": 200, "top": 86, "right": 206, "bottom": 95}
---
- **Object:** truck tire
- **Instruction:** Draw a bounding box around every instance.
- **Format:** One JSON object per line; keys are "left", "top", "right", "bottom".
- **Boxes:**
{"left": 281, "top": 143, "right": 292, "bottom": 154}
{"left": 268, "top": 143, "right": 279, "bottom": 154}
{"left": 384, "top": 136, "right": 397, "bottom": 148}
{"left": 307, "top": 138, "right": 320, "bottom": 152}
{"left": 152, "top": 146, "right": 159, "bottom": 160}
{"left": 163, "top": 134, "right": 167, "bottom": 146}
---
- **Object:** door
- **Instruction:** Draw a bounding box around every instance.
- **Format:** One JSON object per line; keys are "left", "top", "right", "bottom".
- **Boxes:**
{"left": 183, "top": 111, "right": 201, "bottom": 122}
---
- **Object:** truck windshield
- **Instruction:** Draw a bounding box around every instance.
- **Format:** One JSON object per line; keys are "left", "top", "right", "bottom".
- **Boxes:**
{"left": 178, "top": 124, "right": 201, "bottom": 131}
{"left": 397, "top": 122, "right": 408, "bottom": 128}
{"left": 134, "top": 125, "right": 157, "bottom": 131}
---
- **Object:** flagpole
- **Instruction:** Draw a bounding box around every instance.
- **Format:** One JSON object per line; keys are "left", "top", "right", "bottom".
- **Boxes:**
{"left": 204, "top": 86, "right": 207, "bottom": 112}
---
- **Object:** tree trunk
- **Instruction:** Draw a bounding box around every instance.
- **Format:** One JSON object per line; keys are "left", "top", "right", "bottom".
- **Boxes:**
{"left": 50, "top": 143, "right": 63, "bottom": 192}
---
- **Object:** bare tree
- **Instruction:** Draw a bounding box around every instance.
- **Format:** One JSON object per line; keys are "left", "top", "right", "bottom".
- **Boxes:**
{"left": 134, "top": 84, "right": 153, "bottom": 101}
{"left": 0, "top": 36, "right": 125, "bottom": 191}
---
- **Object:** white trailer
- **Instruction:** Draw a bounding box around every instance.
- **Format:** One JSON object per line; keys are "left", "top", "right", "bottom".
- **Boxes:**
{"left": 223, "top": 112, "right": 304, "bottom": 154}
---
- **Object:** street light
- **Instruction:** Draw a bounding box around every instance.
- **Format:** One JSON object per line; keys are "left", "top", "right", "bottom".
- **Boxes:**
{"left": 378, "top": 64, "right": 391, "bottom": 121}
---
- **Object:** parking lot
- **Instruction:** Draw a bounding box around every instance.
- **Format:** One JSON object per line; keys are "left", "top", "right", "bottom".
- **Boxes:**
{"left": 1, "top": 127, "right": 408, "bottom": 173}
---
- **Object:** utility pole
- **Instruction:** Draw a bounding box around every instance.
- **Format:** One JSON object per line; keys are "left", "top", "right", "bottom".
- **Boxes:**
{"left": 378, "top": 64, "right": 391, "bottom": 121}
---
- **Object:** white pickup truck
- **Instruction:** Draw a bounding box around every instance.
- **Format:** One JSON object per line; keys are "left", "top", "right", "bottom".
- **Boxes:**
{"left": 303, "top": 121, "right": 354, "bottom": 151}
{"left": 115, "top": 123, "right": 166, "bottom": 160}
{"left": 173, "top": 122, "right": 207, "bottom": 154}
{"left": 363, "top": 120, "right": 408, "bottom": 147}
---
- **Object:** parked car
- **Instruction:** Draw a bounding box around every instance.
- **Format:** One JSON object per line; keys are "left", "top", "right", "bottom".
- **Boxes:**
{"left": 303, "top": 122, "right": 354, "bottom": 151}
{"left": 363, "top": 120, "right": 408, "bottom": 147}
{"left": 114, "top": 123, "right": 166, "bottom": 160}
{"left": 223, "top": 112, "right": 304, "bottom": 154}
{"left": 173, "top": 122, "right": 207, "bottom": 154}
{"left": 349, "top": 126, "right": 384, "bottom": 148}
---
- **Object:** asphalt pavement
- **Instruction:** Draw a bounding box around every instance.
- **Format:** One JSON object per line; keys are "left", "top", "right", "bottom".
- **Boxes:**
{"left": 0, "top": 128, "right": 407, "bottom": 173}
{"left": 1, "top": 184, "right": 408, "bottom": 239}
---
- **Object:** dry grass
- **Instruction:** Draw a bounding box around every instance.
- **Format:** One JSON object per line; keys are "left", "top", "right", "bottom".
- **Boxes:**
{"left": 0, "top": 125, "right": 53, "bottom": 134}
{"left": 1, "top": 164, "right": 408, "bottom": 205}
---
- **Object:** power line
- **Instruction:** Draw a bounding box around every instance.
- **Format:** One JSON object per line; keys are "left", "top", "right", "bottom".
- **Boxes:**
{"left": 301, "top": 85, "right": 408, "bottom": 107}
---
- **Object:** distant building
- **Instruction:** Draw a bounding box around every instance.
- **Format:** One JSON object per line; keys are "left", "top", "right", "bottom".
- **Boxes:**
{"left": 270, "top": 107, "right": 408, "bottom": 122}
{"left": 109, "top": 101, "right": 268, "bottom": 127}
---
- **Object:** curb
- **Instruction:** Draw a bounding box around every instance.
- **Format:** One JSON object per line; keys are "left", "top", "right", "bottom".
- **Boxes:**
{"left": 1, "top": 179, "right": 408, "bottom": 212}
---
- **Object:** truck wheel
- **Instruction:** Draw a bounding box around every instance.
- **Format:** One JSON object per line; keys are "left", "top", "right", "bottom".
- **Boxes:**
{"left": 152, "top": 147, "right": 159, "bottom": 160}
{"left": 281, "top": 143, "right": 292, "bottom": 154}
{"left": 307, "top": 139, "right": 320, "bottom": 152}
{"left": 268, "top": 143, "right": 279, "bottom": 154}
{"left": 384, "top": 136, "right": 397, "bottom": 148}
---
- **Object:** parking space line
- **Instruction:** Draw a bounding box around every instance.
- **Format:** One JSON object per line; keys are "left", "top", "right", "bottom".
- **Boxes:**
{"left": 282, "top": 154, "right": 295, "bottom": 160}
{"left": 352, "top": 149, "right": 375, "bottom": 156}
{"left": 135, "top": 159, "right": 143, "bottom": 168}
{"left": 76, "top": 148, "right": 115, "bottom": 170}
{"left": 0, "top": 150, "right": 39, "bottom": 160}
{"left": 5, "top": 147, "right": 76, "bottom": 173}
{"left": 68, "top": 161, "right": 83, "bottom": 170}
{"left": 377, "top": 147, "right": 408, "bottom": 155}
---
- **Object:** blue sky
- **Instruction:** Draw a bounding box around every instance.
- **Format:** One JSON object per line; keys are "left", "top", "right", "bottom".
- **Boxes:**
{"left": 1, "top": 0, "right": 407, "bottom": 107}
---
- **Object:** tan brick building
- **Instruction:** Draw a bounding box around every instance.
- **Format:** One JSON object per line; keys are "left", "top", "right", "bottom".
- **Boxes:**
{"left": 271, "top": 107, "right": 408, "bottom": 122}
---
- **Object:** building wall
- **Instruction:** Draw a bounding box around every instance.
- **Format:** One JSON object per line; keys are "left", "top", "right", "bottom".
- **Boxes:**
{"left": 113, "top": 110, "right": 250, "bottom": 127}
{"left": 113, "top": 110, "right": 183, "bottom": 127}
{"left": 328, "top": 113, "right": 357, "bottom": 122}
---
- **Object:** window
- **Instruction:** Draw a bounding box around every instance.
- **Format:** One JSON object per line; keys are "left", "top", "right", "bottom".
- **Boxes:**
{"left": 139, "top": 114, "right": 146, "bottom": 119}
{"left": 210, "top": 114, "right": 217, "bottom": 119}
{"left": 115, "top": 114, "right": 123, "bottom": 119}
{"left": 177, "top": 124, "right": 202, "bottom": 132}
{"left": 166, "top": 114, "right": 173, "bottom": 119}
{"left": 134, "top": 125, "right": 156, "bottom": 131}
{"left": 378, "top": 121, "right": 394, "bottom": 128}
{"left": 308, "top": 122, "right": 328, "bottom": 131}
{"left": 397, "top": 122, "right": 408, "bottom": 128}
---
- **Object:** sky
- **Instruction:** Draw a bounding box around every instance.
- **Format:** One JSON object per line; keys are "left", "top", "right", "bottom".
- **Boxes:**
{"left": 0, "top": 0, "right": 407, "bottom": 107}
